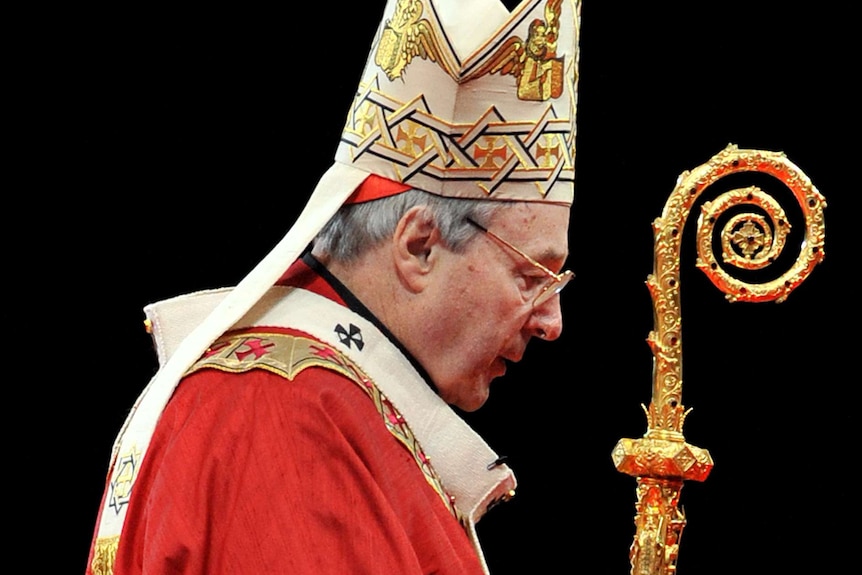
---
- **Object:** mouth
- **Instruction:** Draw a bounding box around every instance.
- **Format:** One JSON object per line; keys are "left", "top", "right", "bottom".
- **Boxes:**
{"left": 502, "top": 349, "right": 525, "bottom": 364}
{"left": 491, "top": 357, "right": 508, "bottom": 378}
{"left": 490, "top": 347, "right": 526, "bottom": 380}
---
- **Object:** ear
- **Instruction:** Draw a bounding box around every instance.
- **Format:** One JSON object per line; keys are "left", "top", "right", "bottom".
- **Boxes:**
{"left": 392, "top": 206, "right": 443, "bottom": 292}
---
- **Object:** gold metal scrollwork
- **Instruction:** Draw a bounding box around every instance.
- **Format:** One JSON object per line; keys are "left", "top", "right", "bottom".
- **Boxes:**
{"left": 612, "top": 144, "right": 827, "bottom": 575}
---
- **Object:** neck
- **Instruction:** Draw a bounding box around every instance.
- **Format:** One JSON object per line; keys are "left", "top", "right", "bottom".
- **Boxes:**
{"left": 312, "top": 246, "right": 408, "bottom": 341}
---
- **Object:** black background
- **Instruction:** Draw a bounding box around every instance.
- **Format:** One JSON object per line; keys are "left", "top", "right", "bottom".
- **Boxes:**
{"left": 16, "top": 1, "right": 857, "bottom": 573}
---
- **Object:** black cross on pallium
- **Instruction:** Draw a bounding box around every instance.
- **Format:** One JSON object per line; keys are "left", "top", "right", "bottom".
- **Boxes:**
{"left": 335, "top": 323, "right": 364, "bottom": 351}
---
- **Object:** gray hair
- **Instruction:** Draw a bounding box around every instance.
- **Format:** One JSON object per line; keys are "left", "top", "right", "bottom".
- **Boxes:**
{"left": 313, "top": 189, "right": 503, "bottom": 262}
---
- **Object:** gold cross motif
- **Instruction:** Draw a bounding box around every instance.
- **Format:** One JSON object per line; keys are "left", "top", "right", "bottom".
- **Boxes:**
{"left": 353, "top": 101, "right": 378, "bottom": 136}
{"left": 730, "top": 220, "right": 767, "bottom": 258}
{"left": 395, "top": 122, "right": 428, "bottom": 157}
{"left": 536, "top": 135, "right": 561, "bottom": 167}
{"left": 474, "top": 137, "right": 508, "bottom": 169}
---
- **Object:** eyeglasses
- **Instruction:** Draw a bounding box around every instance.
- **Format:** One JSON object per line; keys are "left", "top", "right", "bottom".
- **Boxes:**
{"left": 465, "top": 218, "right": 574, "bottom": 308}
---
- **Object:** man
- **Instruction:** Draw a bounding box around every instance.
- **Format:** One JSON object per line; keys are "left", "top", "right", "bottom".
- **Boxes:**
{"left": 86, "top": 1, "right": 581, "bottom": 573}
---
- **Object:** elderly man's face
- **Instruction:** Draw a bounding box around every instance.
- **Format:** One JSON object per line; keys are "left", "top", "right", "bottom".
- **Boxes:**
{"left": 423, "top": 202, "right": 570, "bottom": 411}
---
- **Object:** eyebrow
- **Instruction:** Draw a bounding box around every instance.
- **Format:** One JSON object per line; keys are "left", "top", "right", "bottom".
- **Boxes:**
{"left": 531, "top": 246, "right": 568, "bottom": 272}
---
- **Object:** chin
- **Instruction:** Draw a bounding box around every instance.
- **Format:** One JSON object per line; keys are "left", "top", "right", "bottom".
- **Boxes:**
{"left": 453, "top": 385, "right": 492, "bottom": 413}
{"left": 436, "top": 371, "right": 493, "bottom": 412}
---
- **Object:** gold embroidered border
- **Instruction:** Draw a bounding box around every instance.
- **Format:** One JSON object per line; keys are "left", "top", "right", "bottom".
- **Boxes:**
{"left": 90, "top": 535, "right": 118, "bottom": 575}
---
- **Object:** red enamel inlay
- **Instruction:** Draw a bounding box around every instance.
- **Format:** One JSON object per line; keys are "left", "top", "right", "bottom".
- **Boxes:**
{"left": 234, "top": 338, "right": 275, "bottom": 361}
{"left": 204, "top": 341, "right": 231, "bottom": 357}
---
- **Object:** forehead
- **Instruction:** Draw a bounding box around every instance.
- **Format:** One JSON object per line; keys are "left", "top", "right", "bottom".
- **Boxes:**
{"left": 488, "top": 202, "right": 570, "bottom": 262}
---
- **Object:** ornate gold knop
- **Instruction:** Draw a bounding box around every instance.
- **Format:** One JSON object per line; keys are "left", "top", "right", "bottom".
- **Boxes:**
{"left": 612, "top": 144, "right": 827, "bottom": 575}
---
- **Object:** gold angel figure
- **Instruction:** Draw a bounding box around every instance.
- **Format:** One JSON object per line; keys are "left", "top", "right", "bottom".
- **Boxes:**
{"left": 471, "top": 0, "right": 565, "bottom": 101}
{"left": 375, "top": 0, "right": 445, "bottom": 81}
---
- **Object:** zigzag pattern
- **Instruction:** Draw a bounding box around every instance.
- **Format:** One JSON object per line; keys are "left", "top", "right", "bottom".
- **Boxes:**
{"left": 341, "top": 77, "right": 575, "bottom": 197}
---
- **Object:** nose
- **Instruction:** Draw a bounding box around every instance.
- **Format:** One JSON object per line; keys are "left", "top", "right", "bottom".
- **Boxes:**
{"left": 527, "top": 294, "right": 563, "bottom": 341}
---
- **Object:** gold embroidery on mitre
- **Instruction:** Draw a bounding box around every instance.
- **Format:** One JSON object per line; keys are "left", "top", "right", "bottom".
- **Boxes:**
{"left": 376, "top": 0, "right": 567, "bottom": 102}
{"left": 467, "top": 0, "right": 566, "bottom": 101}
{"left": 189, "top": 332, "right": 466, "bottom": 525}
{"left": 91, "top": 535, "right": 119, "bottom": 575}
{"left": 375, "top": 0, "right": 445, "bottom": 81}
{"left": 395, "top": 120, "right": 432, "bottom": 158}
{"left": 340, "top": 0, "right": 580, "bottom": 201}
{"left": 341, "top": 79, "right": 576, "bottom": 197}
{"left": 474, "top": 136, "right": 509, "bottom": 169}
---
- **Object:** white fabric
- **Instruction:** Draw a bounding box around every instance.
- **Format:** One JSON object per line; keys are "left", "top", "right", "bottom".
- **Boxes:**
{"left": 145, "top": 287, "right": 233, "bottom": 367}
{"left": 436, "top": 0, "right": 511, "bottom": 58}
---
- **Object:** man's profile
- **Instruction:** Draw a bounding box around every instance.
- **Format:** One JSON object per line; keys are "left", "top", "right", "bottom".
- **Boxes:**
{"left": 85, "top": 1, "right": 582, "bottom": 573}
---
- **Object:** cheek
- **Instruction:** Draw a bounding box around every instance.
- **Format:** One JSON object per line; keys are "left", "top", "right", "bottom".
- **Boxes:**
{"left": 459, "top": 264, "right": 490, "bottom": 305}
{"left": 469, "top": 291, "right": 529, "bottom": 344}
{"left": 459, "top": 259, "right": 527, "bottom": 327}
{"left": 466, "top": 262, "right": 519, "bottom": 305}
